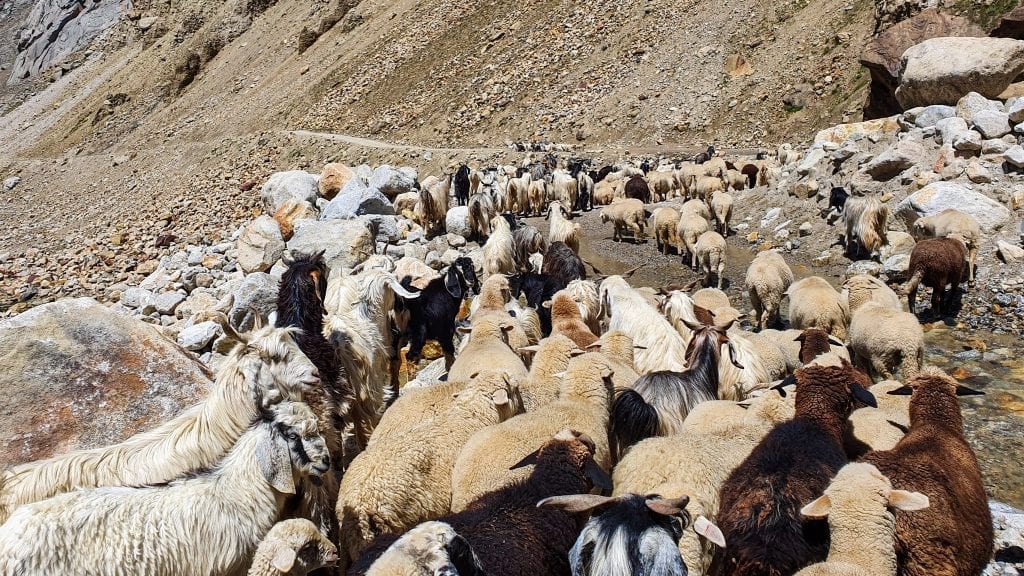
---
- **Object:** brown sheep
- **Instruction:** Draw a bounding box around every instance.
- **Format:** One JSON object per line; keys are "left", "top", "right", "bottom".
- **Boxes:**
{"left": 903, "top": 237, "right": 967, "bottom": 317}
{"left": 547, "top": 291, "right": 599, "bottom": 349}
{"left": 625, "top": 175, "right": 651, "bottom": 203}
{"left": 710, "top": 361, "right": 877, "bottom": 576}
{"left": 795, "top": 327, "right": 845, "bottom": 364}
{"left": 860, "top": 368, "right": 992, "bottom": 576}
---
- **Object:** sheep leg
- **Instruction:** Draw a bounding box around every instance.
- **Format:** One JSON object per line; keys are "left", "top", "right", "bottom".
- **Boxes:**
{"left": 872, "top": 354, "right": 894, "bottom": 381}
{"left": 968, "top": 246, "right": 977, "bottom": 287}
{"left": 716, "top": 260, "right": 725, "bottom": 290}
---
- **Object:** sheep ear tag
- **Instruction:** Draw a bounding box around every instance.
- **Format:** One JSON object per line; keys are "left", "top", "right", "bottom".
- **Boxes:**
{"left": 851, "top": 385, "right": 877, "bottom": 408}
{"left": 693, "top": 516, "right": 726, "bottom": 547}
{"left": 257, "top": 432, "right": 297, "bottom": 495}
{"left": 272, "top": 548, "right": 297, "bottom": 572}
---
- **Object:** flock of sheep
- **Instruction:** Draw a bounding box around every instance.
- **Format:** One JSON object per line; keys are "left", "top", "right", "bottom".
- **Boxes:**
{"left": 0, "top": 147, "right": 995, "bottom": 576}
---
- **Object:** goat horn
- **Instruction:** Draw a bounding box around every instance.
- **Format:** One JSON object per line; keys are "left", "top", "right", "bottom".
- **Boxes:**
{"left": 388, "top": 277, "right": 421, "bottom": 299}
{"left": 194, "top": 310, "right": 246, "bottom": 344}
{"left": 621, "top": 264, "right": 644, "bottom": 278}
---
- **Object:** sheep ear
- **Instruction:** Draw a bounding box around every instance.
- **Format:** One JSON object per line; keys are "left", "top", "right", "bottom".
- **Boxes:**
{"left": 541, "top": 300, "right": 552, "bottom": 309}
{"left": 851, "top": 384, "right": 877, "bottom": 408}
{"left": 886, "top": 420, "right": 910, "bottom": 434}
{"left": 584, "top": 458, "right": 613, "bottom": 491}
{"left": 646, "top": 495, "right": 690, "bottom": 516}
{"left": 517, "top": 345, "right": 541, "bottom": 353}
{"left": 793, "top": 333, "right": 805, "bottom": 342}
{"left": 256, "top": 432, "right": 296, "bottom": 495}
{"left": 510, "top": 450, "right": 540, "bottom": 470}
{"left": 887, "top": 385, "right": 914, "bottom": 396}
{"left": 827, "top": 336, "right": 844, "bottom": 346}
{"left": 801, "top": 494, "right": 832, "bottom": 519}
{"left": 889, "top": 490, "right": 929, "bottom": 511}
{"left": 682, "top": 317, "right": 704, "bottom": 332}
{"left": 447, "top": 533, "right": 486, "bottom": 576}
{"left": 538, "top": 494, "right": 617, "bottom": 513}
{"left": 955, "top": 385, "right": 984, "bottom": 396}
{"left": 499, "top": 322, "right": 515, "bottom": 333}
{"left": 491, "top": 388, "right": 510, "bottom": 406}
{"left": 693, "top": 516, "right": 726, "bottom": 548}
{"left": 570, "top": 349, "right": 586, "bottom": 357}
{"left": 456, "top": 325, "right": 473, "bottom": 334}
{"left": 271, "top": 547, "right": 297, "bottom": 572}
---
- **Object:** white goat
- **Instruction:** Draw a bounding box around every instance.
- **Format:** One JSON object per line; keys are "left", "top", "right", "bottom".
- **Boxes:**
{"left": 547, "top": 200, "right": 581, "bottom": 253}
{"left": 600, "top": 276, "right": 688, "bottom": 373}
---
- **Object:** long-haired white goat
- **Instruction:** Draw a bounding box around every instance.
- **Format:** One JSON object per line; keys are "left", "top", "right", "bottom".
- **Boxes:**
{"left": 599, "top": 276, "right": 688, "bottom": 373}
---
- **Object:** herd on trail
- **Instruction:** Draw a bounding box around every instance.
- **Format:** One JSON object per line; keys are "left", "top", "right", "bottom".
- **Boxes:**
{"left": 0, "top": 139, "right": 1003, "bottom": 576}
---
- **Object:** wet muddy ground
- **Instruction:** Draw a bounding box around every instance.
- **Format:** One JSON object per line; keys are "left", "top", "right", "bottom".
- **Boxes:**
{"left": 529, "top": 204, "right": 1024, "bottom": 508}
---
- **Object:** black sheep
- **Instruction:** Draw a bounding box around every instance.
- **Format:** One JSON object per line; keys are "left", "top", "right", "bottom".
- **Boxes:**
{"left": 593, "top": 165, "right": 615, "bottom": 183}
{"left": 396, "top": 257, "right": 475, "bottom": 369}
{"left": 694, "top": 145, "right": 716, "bottom": 164}
{"left": 542, "top": 241, "right": 586, "bottom": 288}
{"left": 624, "top": 175, "right": 650, "bottom": 203}
{"left": 454, "top": 164, "right": 471, "bottom": 206}
{"left": 709, "top": 361, "right": 877, "bottom": 576}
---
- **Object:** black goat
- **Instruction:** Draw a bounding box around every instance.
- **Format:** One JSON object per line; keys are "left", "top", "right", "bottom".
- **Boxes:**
{"left": 625, "top": 175, "right": 650, "bottom": 203}
{"left": 541, "top": 241, "right": 586, "bottom": 287}
{"left": 454, "top": 164, "right": 471, "bottom": 207}
{"left": 593, "top": 165, "right": 615, "bottom": 183}
{"left": 508, "top": 271, "right": 562, "bottom": 335}
{"left": 396, "top": 257, "right": 476, "bottom": 369}
{"left": 828, "top": 186, "right": 849, "bottom": 214}
{"left": 694, "top": 145, "right": 716, "bottom": 164}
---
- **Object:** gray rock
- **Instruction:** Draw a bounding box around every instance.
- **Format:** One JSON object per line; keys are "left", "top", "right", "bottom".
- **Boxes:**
{"left": 798, "top": 222, "right": 813, "bottom": 236}
{"left": 353, "top": 164, "right": 374, "bottom": 182}
{"left": 982, "top": 138, "right": 1012, "bottom": 155}
{"left": 425, "top": 251, "right": 443, "bottom": 269}
{"left": 227, "top": 273, "right": 277, "bottom": 332}
{"left": 897, "top": 182, "right": 1013, "bottom": 230}
{"left": 0, "top": 298, "right": 212, "bottom": 469}
{"left": 896, "top": 38, "right": 1024, "bottom": 107}
{"left": 178, "top": 321, "right": 221, "bottom": 351}
{"left": 796, "top": 148, "right": 827, "bottom": 176}
{"left": 3, "top": 176, "right": 19, "bottom": 190}
{"left": 287, "top": 218, "right": 374, "bottom": 274}
{"left": 260, "top": 171, "right": 319, "bottom": 214}
{"left": 447, "top": 233, "right": 467, "bottom": 248}
{"left": 1007, "top": 97, "right": 1024, "bottom": 123}
{"left": 997, "top": 240, "right": 1024, "bottom": 263}
{"left": 441, "top": 249, "right": 461, "bottom": 266}
{"left": 137, "top": 16, "right": 160, "bottom": 30}
{"left": 9, "top": 0, "right": 126, "bottom": 81}
{"left": 847, "top": 260, "right": 882, "bottom": 277}
{"left": 862, "top": 139, "right": 924, "bottom": 180}
{"left": 880, "top": 231, "right": 916, "bottom": 259}
{"left": 760, "top": 207, "right": 782, "bottom": 228}
{"left": 152, "top": 292, "right": 186, "bottom": 316}
{"left": 967, "top": 161, "right": 994, "bottom": 184}
{"left": 364, "top": 214, "right": 400, "bottom": 243}
{"left": 972, "top": 110, "right": 1012, "bottom": 139}
{"left": 120, "top": 287, "right": 153, "bottom": 309}
{"left": 369, "top": 165, "right": 417, "bottom": 200}
{"left": 913, "top": 104, "right": 956, "bottom": 127}
{"left": 952, "top": 130, "right": 983, "bottom": 153}
{"left": 936, "top": 116, "right": 969, "bottom": 146}
{"left": 883, "top": 254, "right": 911, "bottom": 279}
{"left": 446, "top": 206, "right": 471, "bottom": 237}
{"left": 320, "top": 178, "right": 395, "bottom": 219}
{"left": 1005, "top": 145, "right": 1024, "bottom": 168}
{"left": 236, "top": 216, "right": 285, "bottom": 273}
{"left": 957, "top": 92, "right": 1003, "bottom": 125}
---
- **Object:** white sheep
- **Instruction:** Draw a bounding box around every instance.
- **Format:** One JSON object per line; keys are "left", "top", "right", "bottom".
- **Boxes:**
{"left": 600, "top": 276, "right": 688, "bottom": 373}
{"left": 724, "top": 169, "right": 746, "bottom": 191}
{"left": 0, "top": 400, "right": 328, "bottom": 576}
{"left": 547, "top": 200, "right": 581, "bottom": 253}
{"left": 363, "top": 521, "right": 484, "bottom": 576}
{"left": 693, "top": 175, "right": 724, "bottom": 201}
{"left": 247, "top": 519, "right": 338, "bottom": 576}
{"left": 674, "top": 164, "right": 703, "bottom": 198}
{"left": 848, "top": 301, "right": 923, "bottom": 381}
{"left": 677, "top": 211, "right": 711, "bottom": 269}
{"left": 613, "top": 392, "right": 795, "bottom": 575}
{"left": 786, "top": 276, "right": 849, "bottom": 340}
{"left": 592, "top": 178, "right": 618, "bottom": 205}
{"left": 680, "top": 198, "right": 711, "bottom": 220}
{"left": 795, "top": 463, "right": 929, "bottom": 576}
{"left": 650, "top": 206, "right": 682, "bottom": 254}
{"left": 745, "top": 249, "right": 794, "bottom": 330}
{"left": 600, "top": 198, "right": 646, "bottom": 243}
{"left": 449, "top": 316, "right": 529, "bottom": 382}
{"left": 848, "top": 380, "right": 911, "bottom": 455}
{"left": 911, "top": 208, "right": 980, "bottom": 286}
{"left": 337, "top": 370, "right": 520, "bottom": 563}
{"left": 482, "top": 215, "right": 515, "bottom": 277}
{"left": 0, "top": 321, "right": 319, "bottom": 523}
{"left": 517, "top": 335, "right": 583, "bottom": 411}
{"left": 450, "top": 352, "right": 615, "bottom": 510}
{"left": 841, "top": 274, "right": 901, "bottom": 316}
{"left": 709, "top": 191, "right": 734, "bottom": 237}
{"left": 778, "top": 143, "right": 799, "bottom": 165}
{"left": 692, "top": 287, "right": 731, "bottom": 314}
{"left": 695, "top": 231, "right": 727, "bottom": 289}
{"left": 648, "top": 170, "right": 677, "bottom": 202}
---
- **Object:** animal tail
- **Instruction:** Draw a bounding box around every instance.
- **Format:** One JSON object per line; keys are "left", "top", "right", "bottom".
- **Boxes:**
{"left": 609, "top": 388, "right": 660, "bottom": 463}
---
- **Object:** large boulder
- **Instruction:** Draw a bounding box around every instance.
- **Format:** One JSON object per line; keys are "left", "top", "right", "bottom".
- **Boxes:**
{"left": 260, "top": 171, "right": 319, "bottom": 215}
{"left": 445, "top": 206, "right": 471, "bottom": 238}
{"left": 226, "top": 272, "right": 278, "bottom": 331}
{"left": 9, "top": 0, "right": 127, "bottom": 81}
{"left": 814, "top": 117, "right": 901, "bottom": 145}
{"left": 896, "top": 182, "right": 1013, "bottom": 230}
{"left": 0, "top": 299, "right": 213, "bottom": 468}
{"left": 862, "top": 139, "right": 926, "bottom": 180}
{"left": 320, "top": 178, "right": 395, "bottom": 219}
{"left": 991, "top": 6, "right": 1024, "bottom": 39}
{"left": 896, "top": 37, "right": 1024, "bottom": 108}
{"left": 861, "top": 10, "right": 984, "bottom": 118}
{"left": 287, "top": 218, "right": 374, "bottom": 274}
{"left": 318, "top": 163, "right": 355, "bottom": 200}
{"left": 236, "top": 216, "right": 285, "bottom": 273}
{"left": 369, "top": 165, "right": 417, "bottom": 200}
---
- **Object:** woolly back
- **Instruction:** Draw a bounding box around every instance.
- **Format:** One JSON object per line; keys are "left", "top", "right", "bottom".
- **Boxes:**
{"left": 905, "top": 367, "right": 966, "bottom": 432}
{"left": 454, "top": 370, "right": 522, "bottom": 423}
{"left": 474, "top": 274, "right": 510, "bottom": 313}
{"left": 550, "top": 292, "right": 584, "bottom": 323}
{"left": 559, "top": 353, "right": 614, "bottom": 405}
{"left": 595, "top": 330, "right": 635, "bottom": 367}
{"left": 793, "top": 363, "right": 866, "bottom": 439}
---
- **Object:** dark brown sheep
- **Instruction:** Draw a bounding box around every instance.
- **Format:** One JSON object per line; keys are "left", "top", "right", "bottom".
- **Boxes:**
{"left": 709, "top": 360, "right": 877, "bottom": 576}
{"left": 548, "top": 291, "right": 598, "bottom": 349}
{"left": 795, "top": 327, "right": 844, "bottom": 364}
{"left": 904, "top": 237, "right": 968, "bottom": 316}
{"left": 860, "top": 367, "right": 992, "bottom": 576}
{"left": 625, "top": 175, "right": 651, "bottom": 203}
